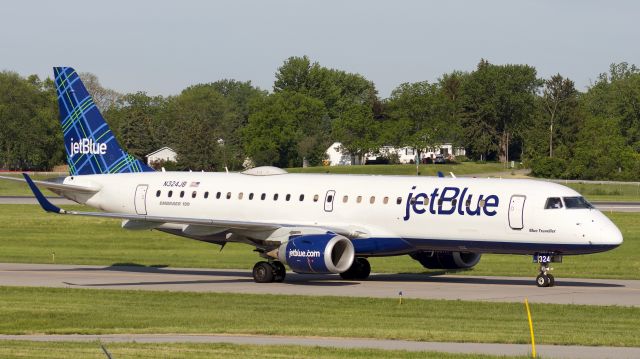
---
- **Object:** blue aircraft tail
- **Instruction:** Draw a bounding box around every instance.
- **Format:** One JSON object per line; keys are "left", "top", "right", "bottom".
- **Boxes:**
{"left": 54, "top": 67, "right": 154, "bottom": 176}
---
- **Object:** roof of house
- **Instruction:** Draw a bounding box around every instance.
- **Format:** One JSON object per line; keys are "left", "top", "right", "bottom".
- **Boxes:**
{"left": 146, "top": 147, "right": 176, "bottom": 157}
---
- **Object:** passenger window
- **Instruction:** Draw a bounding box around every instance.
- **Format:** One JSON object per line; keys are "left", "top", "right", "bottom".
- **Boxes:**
{"left": 204, "top": 191, "right": 209, "bottom": 199}
{"left": 226, "top": 192, "right": 231, "bottom": 199}
{"left": 383, "top": 196, "right": 389, "bottom": 204}
{"left": 216, "top": 192, "right": 221, "bottom": 199}
{"left": 410, "top": 197, "right": 416, "bottom": 205}
{"left": 261, "top": 193, "right": 266, "bottom": 200}
{"left": 313, "top": 194, "right": 319, "bottom": 202}
{"left": 357, "top": 196, "right": 362, "bottom": 203}
{"left": 299, "top": 194, "right": 304, "bottom": 201}
{"left": 343, "top": 195, "right": 348, "bottom": 203}
{"left": 286, "top": 194, "right": 291, "bottom": 201}
{"left": 238, "top": 192, "right": 243, "bottom": 200}
{"left": 545, "top": 197, "right": 563, "bottom": 209}
{"left": 465, "top": 199, "right": 471, "bottom": 207}
{"left": 273, "top": 193, "right": 279, "bottom": 201}
{"left": 249, "top": 193, "right": 254, "bottom": 200}
{"left": 168, "top": 190, "right": 173, "bottom": 198}
{"left": 191, "top": 191, "right": 197, "bottom": 198}
{"left": 180, "top": 191, "right": 185, "bottom": 198}
{"left": 156, "top": 190, "right": 161, "bottom": 197}
{"left": 370, "top": 196, "right": 375, "bottom": 204}
{"left": 451, "top": 199, "right": 457, "bottom": 206}
{"left": 438, "top": 199, "right": 443, "bottom": 206}
{"left": 479, "top": 199, "right": 485, "bottom": 208}
{"left": 327, "top": 195, "right": 333, "bottom": 203}
{"left": 396, "top": 197, "right": 402, "bottom": 205}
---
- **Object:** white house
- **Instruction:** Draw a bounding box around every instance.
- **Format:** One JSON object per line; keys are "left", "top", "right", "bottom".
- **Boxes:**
{"left": 147, "top": 147, "right": 177, "bottom": 165}
{"left": 325, "top": 142, "right": 465, "bottom": 166}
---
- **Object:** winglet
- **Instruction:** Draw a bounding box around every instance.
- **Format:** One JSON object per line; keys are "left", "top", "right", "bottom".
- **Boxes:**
{"left": 22, "top": 173, "right": 64, "bottom": 213}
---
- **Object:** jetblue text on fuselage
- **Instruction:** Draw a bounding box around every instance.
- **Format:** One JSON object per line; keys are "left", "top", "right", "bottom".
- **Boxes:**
{"left": 69, "top": 138, "right": 107, "bottom": 156}
{"left": 403, "top": 186, "right": 499, "bottom": 221}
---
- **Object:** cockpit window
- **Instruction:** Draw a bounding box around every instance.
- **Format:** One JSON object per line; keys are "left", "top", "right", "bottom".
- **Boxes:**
{"left": 545, "top": 197, "right": 563, "bottom": 209}
{"left": 563, "top": 196, "right": 594, "bottom": 209}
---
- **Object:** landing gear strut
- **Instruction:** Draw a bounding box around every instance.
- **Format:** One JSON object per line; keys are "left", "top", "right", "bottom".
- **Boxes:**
{"left": 252, "top": 261, "right": 286, "bottom": 283}
{"left": 340, "top": 258, "right": 371, "bottom": 280}
{"left": 535, "top": 262, "right": 555, "bottom": 287}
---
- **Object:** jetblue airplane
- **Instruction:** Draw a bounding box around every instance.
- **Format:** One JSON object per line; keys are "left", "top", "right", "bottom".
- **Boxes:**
{"left": 1, "top": 67, "right": 623, "bottom": 287}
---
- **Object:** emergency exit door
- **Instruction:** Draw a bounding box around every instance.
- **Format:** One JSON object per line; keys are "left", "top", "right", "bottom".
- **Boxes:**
{"left": 324, "top": 190, "right": 336, "bottom": 212}
{"left": 508, "top": 195, "right": 526, "bottom": 230}
{"left": 134, "top": 184, "right": 148, "bottom": 215}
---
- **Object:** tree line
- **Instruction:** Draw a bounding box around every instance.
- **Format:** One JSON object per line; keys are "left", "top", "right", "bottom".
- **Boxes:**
{"left": 1, "top": 57, "right": 639, "bottom": 180}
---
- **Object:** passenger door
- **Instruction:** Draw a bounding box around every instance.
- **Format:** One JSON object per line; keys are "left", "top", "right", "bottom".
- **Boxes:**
{"left": 134, "top": 184, "right": 148, "bottom": 215}
{"left": 324, "top": 190, "right": 336, "bottom": 212}
{"left": 508, "top": 195, "right": 526, "bottom": 230}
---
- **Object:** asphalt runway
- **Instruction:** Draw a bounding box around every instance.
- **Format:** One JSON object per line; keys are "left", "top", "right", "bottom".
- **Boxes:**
{"left": 1, "top": 334, "right": 639, "bottom": 359}
{"left": 1, "top": 263, "right": 638, "bottom": 306}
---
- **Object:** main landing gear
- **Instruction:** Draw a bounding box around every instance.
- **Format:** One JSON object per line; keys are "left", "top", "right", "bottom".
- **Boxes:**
{"left": 252, "top": 261, "right": 286, "bottom": 283}
{"left": 339, "top": 258, "right": 371, "bottom": 280}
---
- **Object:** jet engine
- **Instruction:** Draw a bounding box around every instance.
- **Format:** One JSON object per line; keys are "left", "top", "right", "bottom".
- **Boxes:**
{"left": 410, "top": 251, "right": 481, "bottom": 269}
{"left": 277, "top": 234, "right": 355, "bottom": 274}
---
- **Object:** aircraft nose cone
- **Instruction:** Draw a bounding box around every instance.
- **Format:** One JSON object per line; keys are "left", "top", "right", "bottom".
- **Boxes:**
{"left": 606, "top": 222, "right": 624, "bottom": 247}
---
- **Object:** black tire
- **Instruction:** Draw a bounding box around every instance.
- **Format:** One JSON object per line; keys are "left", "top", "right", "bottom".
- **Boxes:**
{"left": 340, "top": 258, "right": 371, "bottom": 281}
{"left": 253, "top": 261, "right": 274, "bottom": 283}
{"left": 271, "top": 261, "right": 286, "bottom": 283}
{"left": 536, "top": 274, "right": 550, "bottom": 287}
{"left": 353, "top": 258, "right": 371, "bottom": 280}
{"left": 547, "top": 274, "right": 555, "bottom": 287}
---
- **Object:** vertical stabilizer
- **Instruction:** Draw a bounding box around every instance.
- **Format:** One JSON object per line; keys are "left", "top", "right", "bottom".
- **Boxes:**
{"left": 54, "top": 67, "right": 154, "bottom": 175}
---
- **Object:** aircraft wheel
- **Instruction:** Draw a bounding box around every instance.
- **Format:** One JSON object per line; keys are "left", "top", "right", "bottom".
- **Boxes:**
{"left": 253, "top": 261, "right": 274, "bottom": 283}
{"left": 340, "top": 258, "right": 371, "bottom": 280}
{"left": 547, "top": 273, "right": 555, "bottom": 287}
{"left": 536, "top": 273, "right": 550, "bottom": 287}
{"left": 271, "top": 261, "right": 286, "bottom": 282}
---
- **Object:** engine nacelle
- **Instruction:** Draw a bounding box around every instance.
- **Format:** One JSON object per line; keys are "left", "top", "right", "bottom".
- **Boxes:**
{"left": 410, "top": 251, "right": 481, "bottom": 269}
{"left": 277, "top": 234, "right": 355, "bottom": 274}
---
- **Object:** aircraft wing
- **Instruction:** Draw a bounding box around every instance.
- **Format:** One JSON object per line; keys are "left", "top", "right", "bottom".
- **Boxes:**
{"left": 22, "top": 174, "right": 363, "bottom": 238}
{"left": 0, "top": 175, "right": 100, "bottom": 194}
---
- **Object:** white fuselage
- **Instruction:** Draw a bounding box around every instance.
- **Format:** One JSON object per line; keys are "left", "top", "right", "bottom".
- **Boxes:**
{"left": 62, "top": 171, "right": 623, "bottom": 256}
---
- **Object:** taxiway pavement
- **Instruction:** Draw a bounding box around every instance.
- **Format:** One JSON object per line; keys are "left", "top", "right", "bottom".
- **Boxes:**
{"left": 0, "top": 334, "right": 638, "bottom": 359}
{"left": 1, "top": 263, "right": 638, "bottom": 306}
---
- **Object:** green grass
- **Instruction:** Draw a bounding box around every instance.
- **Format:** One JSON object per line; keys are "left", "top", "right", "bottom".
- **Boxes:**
{"left": 1, "top": 286, "right": 639, "bottom": 347}
{"left": 562, "top": 182, "right": 640, "bottom": 202}
{"left": 0, "top": 341, "right": 530, "bottom": 359}
{"left": 0, "top": 205, "right": 637, "bottom": 279}
{"left": 287, "top": 163, "right": 508, "bottom": 176}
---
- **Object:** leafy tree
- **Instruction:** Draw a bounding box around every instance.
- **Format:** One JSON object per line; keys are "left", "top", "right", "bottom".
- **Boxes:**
{"left": 331, "top": 104, "right": 379, "bottom": 163}
{"left": 104, "top": 92, "right": 166, "bottom": 159}
{"left": 461, "top": 60, "right": 542, "bottom": 162}
{"left": 79, "top": 72, "right": 122, "bottom": 112}
{"left": 567, "top": 116, "right": 637, "bottom": 180}
{"left": 0, "top": 72, "right": 63, "bottom": 170}
{"left": 243, "top": 91, "right": 328, "bottom": 167}
{"left": 163, "top": 85, "right": 238, "bottom": 171}
{"left": 542, "top": 74, "right": 579, "bottom": 158}
{"left": 386, "top": 81, "right": 446, "bottom": 158}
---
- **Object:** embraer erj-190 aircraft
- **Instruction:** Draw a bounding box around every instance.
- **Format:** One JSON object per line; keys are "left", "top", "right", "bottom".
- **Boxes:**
{"left": 2, "top": 67, "right": 623, "bottom": 287}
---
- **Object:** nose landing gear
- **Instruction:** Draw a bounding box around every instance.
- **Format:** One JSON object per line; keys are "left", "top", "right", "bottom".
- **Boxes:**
{"left": 533, "top": 254, "right": 561, "bottom": 287}
{"left": 536, "top": 262, "right": 555, "bottom": 287}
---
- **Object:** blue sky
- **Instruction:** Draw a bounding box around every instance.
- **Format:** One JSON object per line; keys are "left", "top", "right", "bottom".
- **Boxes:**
{"left": 2, "top": 0, "right": 638, "bottom": 97}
